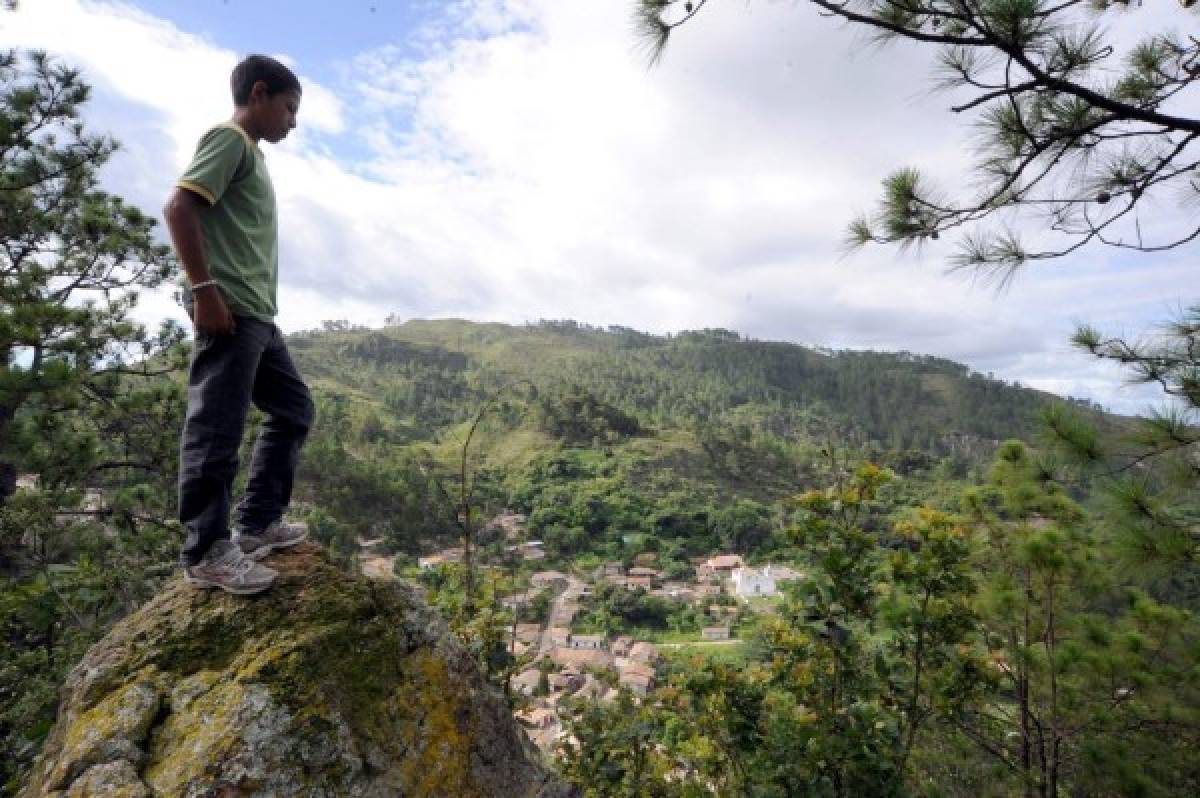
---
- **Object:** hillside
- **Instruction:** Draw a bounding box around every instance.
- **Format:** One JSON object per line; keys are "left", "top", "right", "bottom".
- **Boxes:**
{"left": 292, "top": 319, "right": 1086, "bottom": 451}
{"left": 280, "top": 318, "right": 1104, "bottom": 561}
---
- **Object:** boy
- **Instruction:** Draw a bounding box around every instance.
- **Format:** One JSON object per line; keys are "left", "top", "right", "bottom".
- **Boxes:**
{"left": 164, "top": 55, "right": 314, "bottom": 594}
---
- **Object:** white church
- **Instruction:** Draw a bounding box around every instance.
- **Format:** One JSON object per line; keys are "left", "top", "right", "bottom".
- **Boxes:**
{"left": 731, "top": 565, "right": 802, "bottom": 598}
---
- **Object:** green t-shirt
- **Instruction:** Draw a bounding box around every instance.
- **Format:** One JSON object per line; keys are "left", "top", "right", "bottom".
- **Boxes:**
{"left": 177, "top": 122, "right": 278, "bottom": 321}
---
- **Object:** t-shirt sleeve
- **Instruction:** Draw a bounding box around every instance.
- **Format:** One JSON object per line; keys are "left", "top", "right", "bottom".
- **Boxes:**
{"left": 176, "top": 127, "right": 245, "bottom": 206}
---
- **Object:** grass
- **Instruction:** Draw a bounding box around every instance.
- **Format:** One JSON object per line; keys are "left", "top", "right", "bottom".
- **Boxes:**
{"left": 742, "top": 595, "right": 784, "bottom": 613}
{"left": 661, "top": 641, "right": 750, "bottom": 667}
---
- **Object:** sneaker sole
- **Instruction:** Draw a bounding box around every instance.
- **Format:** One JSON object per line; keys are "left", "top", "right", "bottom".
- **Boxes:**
{"left": 184, "top": 573, "right": 275, "bottom": 595}
{"left": 244, "top": 531, "right": 309, "bottom": 561}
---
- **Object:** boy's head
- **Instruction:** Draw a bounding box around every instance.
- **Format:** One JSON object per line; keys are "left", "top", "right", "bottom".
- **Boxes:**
{"left": 230, "top": 55, "right": 302, "bottom": 143}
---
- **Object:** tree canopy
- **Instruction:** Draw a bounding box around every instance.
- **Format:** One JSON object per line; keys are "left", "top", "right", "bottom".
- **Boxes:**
{"left": 0, "top": 50, "right": 186, "bottom": 787}
{"left": 0, "top": 49, "right": 185, "bottom": 505}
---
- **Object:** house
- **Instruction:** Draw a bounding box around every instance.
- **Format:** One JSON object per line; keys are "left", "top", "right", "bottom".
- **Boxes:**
{"left": 504, "top": 541, "right": 546, "bottom": 561}
{"left": 693, "top": 584, "right": 722, "bottom": 598}
{"left": 697, "top": 554, "right": 745, "bottom": 580}
{"left": 621, "top": 672, "right": 653, "bottom": 695}
{"left": 502, "top": 589, "right": 543, "bottom": 611}
{"left": 521, "top": 545, "right": 547, "bottom": 561}
{"left": 575, "top": 674, "right": 611, "bottom": 701}
{"left": 550, "top": 671, "right": 584, "bottom": 693}
{"left": 653, "top": 583, "right": 696, "bottom": 602}
{"left": 531, "top": 571, "right": 568, "bottom": 589}
{"left": 507, "top": 640, "right": 530, "bottom": 657}
{"left": 702, "top": 626, "right": 731, "bottom": 641}
{"left": 516, "top": 707, "right": 556, "bottom": 730}
{"left": 633, "top": 552, "right": 658, "bottom": 566}
{"left": 554, "top": 599, "right": 581, "bottom": 624}
{"left": 731, "top": 565, "right": 803, "bottom": 598}
{"left": 628, "top": 642, "right": 660, "bottom": 664}
{"left": 627, "top": 567, "right": 661, "bottom": 579}
{"left": 484, "top": 511, "right": 529, "bottom": 540}
{"left": 567, "top": 583, "right": 593, "bottom": 598}
{"left": 16, "top": 474, "right": 39, "bottom": 491}
{"left": 765, "top": 564, "right": 803, "bottom": 582}
{"left": 731, "top": 566, "right": 776, "bottom": 598}
{"left": 610, "top": 636, "right": 633, "bottom": 657}
{"left": 418, "top": 547, "right": 464, "bottom": 569}
{"left": 514, "top": 624, "right": 542, "bottom": 645}
{"left": 619, "top": 662, "right": 656, "bottom": 695}
{"left": 615, "top": 576, "right": 653, "bottom": 590}
{"left": 511, "top": 668, "right": 544, "bottom": 696}
{"left": 549, "top": 647, "right": 614, "bottom": 670}
{"left": 548, "top": 627, "right": 572, "bottom": 648}
{"left": 603, "top": 561, "right": 624, "bottom": 577}
{"left": 81, "top": 488, "right": 106, "bottom": 513}
{"left": 359, "top": 555, "right": 395, "bottom": 580}
{"left": 569, "top": 634, "right": 607, "bottom": 651}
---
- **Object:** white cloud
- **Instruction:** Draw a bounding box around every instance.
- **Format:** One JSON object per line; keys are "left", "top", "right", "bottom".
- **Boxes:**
{"left": 1, "top": 1, "right": 342, "bottom": 162}
{"left": 3, "top": 0, "right": 1195, "bottom": 412}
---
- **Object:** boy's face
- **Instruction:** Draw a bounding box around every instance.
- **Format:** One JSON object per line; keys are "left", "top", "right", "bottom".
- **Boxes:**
{"left": 250, "top": 82, "right": 301, "bottom": 143}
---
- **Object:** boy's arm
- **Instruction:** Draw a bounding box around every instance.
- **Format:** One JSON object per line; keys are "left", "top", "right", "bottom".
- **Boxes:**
{"left": 164, "top": 187, "right": 235, "bottom": 336}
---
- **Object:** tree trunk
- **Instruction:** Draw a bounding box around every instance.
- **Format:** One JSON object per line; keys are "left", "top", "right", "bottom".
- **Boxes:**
{"left": 1020, "top": 571, "right": 1034, "bottom": 798}
{"left": 0, "top": 459, "right": 14, "bottom": 507}
{"left": 1046, "top": 579, "right": 1059, "bottom": 798}
{"left": 0, "top": 406, "right": 16, "bottom": 508}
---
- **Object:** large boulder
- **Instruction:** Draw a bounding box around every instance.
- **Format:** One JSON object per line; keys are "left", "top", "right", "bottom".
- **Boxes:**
{"left": 20, "top": 543, "right": 572, "bottom": 798}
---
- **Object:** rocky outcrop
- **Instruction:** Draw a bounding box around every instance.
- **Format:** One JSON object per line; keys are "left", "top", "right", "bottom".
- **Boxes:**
{"left": 21, "top": 544, "right": 572, "bottom": 798}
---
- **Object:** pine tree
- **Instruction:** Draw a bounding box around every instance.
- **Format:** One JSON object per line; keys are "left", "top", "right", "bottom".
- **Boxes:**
{"left": 0, "top": 50, "right": 186, "bottom": 790}
{"left": 0, "top": 50, "right": 184, "bottom": 507}
{"left": 637, "top": 1, "right": 1200, "bottom": 284}
{"left": 1040, "top": 314, "right": 1200, "bottom": 584}
{"left": 957, "top": 440, "right": 1200, "bottom": 797}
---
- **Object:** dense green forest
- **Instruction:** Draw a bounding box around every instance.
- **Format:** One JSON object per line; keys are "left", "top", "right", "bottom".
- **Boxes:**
{"left": 282, "top": 318, "right": 1105, "bottom": 560}
{"left": 297, "top": 317, "right": 1084, "bottom": 450}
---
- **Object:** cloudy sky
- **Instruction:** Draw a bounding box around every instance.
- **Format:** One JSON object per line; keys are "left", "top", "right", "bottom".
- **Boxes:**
{"left": 4, "top": 0, "right": 1197, "bottom": 413}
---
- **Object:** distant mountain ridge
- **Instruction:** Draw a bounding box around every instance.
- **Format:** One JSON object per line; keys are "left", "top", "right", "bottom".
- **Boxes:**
{"left": 270, "top": 317, "right": 1117, "bottom": 562}
{"left": 289, "top": 317, "right": 1096, "bottom": 455}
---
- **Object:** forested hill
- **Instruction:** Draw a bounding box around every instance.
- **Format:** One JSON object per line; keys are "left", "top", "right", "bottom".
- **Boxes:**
{"left": 279, "top": 318, "right": 1115, "bottom": 559}
{"left": 290, "top": 317, "right": 1094, "bottom": 454}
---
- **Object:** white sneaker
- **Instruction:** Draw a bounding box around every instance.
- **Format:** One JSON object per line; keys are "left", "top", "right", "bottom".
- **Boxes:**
{"left": 234, "top": 519, "right": 308, "bottom": 560}
{"left": 184, "top": 539, "right": 277, "bottom": 595}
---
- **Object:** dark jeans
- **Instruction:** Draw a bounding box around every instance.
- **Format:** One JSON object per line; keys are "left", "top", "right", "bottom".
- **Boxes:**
{"left": 178, "top": 316, "right": 314, "bottom": 566}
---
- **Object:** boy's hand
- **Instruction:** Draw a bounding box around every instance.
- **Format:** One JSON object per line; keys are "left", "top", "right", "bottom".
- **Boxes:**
{"left": 193, "top": 289, "right": 235, "bottom": 336}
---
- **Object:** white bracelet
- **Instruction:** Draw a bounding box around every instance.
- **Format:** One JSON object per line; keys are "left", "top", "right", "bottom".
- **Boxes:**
{"left": 191, "top": 279, "right": 218, "bottom": 291}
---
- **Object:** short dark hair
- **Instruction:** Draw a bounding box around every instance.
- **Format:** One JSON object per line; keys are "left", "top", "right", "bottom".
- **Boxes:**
{"left": 230, "top": 55, "right": 302, "bottom": 106}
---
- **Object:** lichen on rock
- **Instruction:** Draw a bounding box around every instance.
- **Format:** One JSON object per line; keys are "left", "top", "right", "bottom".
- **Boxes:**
{"left": 21, "top": 544, "right": 573, "bottom": 798}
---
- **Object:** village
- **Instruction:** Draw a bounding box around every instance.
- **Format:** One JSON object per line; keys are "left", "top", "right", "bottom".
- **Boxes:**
{"left": 365, "top": 511, "right": 804, "bottom": 753}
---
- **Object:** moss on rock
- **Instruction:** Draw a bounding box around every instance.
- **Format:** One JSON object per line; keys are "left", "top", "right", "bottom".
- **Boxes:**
{"left": 21, "top": 544, "right": 572, "bottom": 798}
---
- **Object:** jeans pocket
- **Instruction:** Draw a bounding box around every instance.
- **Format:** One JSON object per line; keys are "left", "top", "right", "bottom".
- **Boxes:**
{"left": 193, "top": 331, "right": 231, "bottom": 353}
